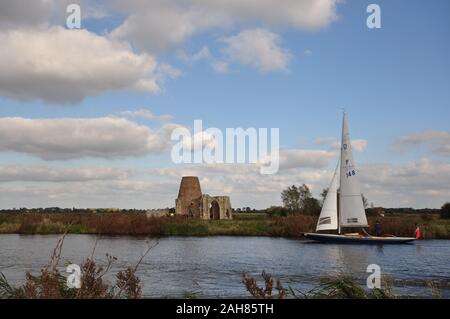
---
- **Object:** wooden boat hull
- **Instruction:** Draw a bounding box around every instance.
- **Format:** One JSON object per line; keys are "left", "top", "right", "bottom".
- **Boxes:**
{"left": 303, "top": 233, "right": 416, "bottom": 244}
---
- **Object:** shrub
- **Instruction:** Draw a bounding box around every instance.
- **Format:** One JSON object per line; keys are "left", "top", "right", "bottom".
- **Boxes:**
{"left": 242, "top": 272, "right": 395, "bottom": 299}
{"left": 441, "top": 203, "right": 450, "bottom": 219}
{"left": 242, "top": 271, "right": 286, "bottom": 299}
{"left": 299, "top": 276, "right": 395, "bottom": 299}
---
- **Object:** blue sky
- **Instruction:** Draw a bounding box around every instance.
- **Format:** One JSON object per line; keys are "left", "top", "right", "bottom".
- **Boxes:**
{"left": 0, "top": 0, "right": 449, "bottom": 209}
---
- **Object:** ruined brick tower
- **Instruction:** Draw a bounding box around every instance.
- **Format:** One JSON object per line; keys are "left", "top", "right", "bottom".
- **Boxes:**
{"left": 176, "top": 176, "right": 202, "bottom": 218}
{"left": 175, "top": 176, "right": 233, "bottom": 220}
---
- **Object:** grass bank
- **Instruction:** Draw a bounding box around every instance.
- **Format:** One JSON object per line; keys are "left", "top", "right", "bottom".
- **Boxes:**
{"left": 0, "top": 212, "right": 449, "bottom": 239}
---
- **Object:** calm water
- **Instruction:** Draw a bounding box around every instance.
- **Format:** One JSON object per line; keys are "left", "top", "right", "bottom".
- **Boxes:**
{"left": 0, "top": 235, "right": 449, "bottom": 298}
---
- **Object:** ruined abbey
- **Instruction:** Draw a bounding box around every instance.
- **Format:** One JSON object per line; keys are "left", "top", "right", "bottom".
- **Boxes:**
{"left": 175, "top": 176, "right": 233, "bottom": 220}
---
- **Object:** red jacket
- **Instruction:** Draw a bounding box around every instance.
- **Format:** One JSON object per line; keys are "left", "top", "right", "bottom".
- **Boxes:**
{"left": 415, "top": 227, "right": 421, "bottom": 239}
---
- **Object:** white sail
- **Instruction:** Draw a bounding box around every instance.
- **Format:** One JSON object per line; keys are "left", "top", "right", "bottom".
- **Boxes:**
{"left": 316, "top": 162, "right": 339, "bottom": 231}
{"left": 339, "top": 113, "right": 368, "bottom": 228}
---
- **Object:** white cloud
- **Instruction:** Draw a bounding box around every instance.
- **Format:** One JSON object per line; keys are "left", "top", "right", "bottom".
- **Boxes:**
{"left": 1, "top": 157, "right": 448, "bottom": 209}
{"left": 0, "top": 117, "right": 172, "bottom": 160}
{"left": 179, "top": 131, "right": 218, "bottom": 153}
{"left": 211, "top": 61, "right": 230, "bottom": 74}
{"left": 192, "top": 46, "right": 212, "bottom": 61}
{"left": 196, "top": 0, "right": 339, "bottom": 29}
{"left": 156, "top": 156, "right": 450, "bottom": 209}
{"left": 314, "top": 136, "right": 338, "bottom": 145}
{"left": 0, "top": 0, "right": 113, "bottom": 29}
{"left": 109, "top": 0, "right": 338, "bottom": 52}
{"left": 0, "top": 179, "right": 176, "bottom": 209}
{"left": 392, "top": 131, "right": 450, "bottom": 156}
{"left": 0, "top": 166, "right": 130, "bottom": 182}
{"left": 0, "top": 1, "right": 339, "bottom": 103}
{"left": 116, "top": 109, "right": 174, "bottom": 122}
{"left": 314, "top": 136, "right": 368, "bottom": 152}
{"left": 178, "top": 46, "right": 212, "bottom": 63}
{"left": 0, "top": 0, "right": 52, "bottom": 28}
{"left": 350, "top": 140, "right": 369, "bottom": 152}
{"left": 0, "top": 27, "right": 175, "bottom": 103}
{"left": 156, "top": 162, "right": 332, "bottom": 208}
{"left": 278, "top": 149, "right": 335, "bottom": 170}
{"left": 220, "top": 29, "right": 291, "bottom": 72}
{"left": 359, "top": 158, "right": 450, "bottom": 208}
{"left": 110, "top": 3, "right": 229, "bottom": 52}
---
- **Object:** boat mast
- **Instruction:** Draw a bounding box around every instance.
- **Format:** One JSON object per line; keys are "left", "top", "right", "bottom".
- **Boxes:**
{"left": 337, "top": 191, "right": 341, "bottom": 235}
{"left": 337, "top": 110, "right": 344, "bottom": 236}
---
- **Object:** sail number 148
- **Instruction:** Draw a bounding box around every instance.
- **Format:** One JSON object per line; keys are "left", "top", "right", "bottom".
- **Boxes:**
{"left": 346, "top": 170, "right": 356, "bottom": 178}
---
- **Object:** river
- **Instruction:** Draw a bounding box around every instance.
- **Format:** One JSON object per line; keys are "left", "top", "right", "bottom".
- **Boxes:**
{"left": 0, "top": 235, "right": 449, "bottom": 298}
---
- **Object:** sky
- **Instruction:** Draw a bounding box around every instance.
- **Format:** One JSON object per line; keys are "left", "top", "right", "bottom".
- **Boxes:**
{"left": 0, "top": 0, "right": 449, "bottom": 209}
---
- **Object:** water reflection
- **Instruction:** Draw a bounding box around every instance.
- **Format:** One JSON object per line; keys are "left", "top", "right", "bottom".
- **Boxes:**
{"left": 415, "top": 243, "right": 424, "bottom": 254}
{"left": 321, "top": 245, "right": 369, "bottom": 279}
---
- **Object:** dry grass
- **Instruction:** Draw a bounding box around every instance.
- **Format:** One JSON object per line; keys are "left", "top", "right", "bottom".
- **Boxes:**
{"left": 299, "top": 276, "right": 395, "bottom": 299}
{"left": 242, "top": 272, "right": 397, "bottom": 299}
{"left": 242, "top": 271, "right": 286, "bottom": 299}
{"left": 367, "top": 216, "right": 417, "bottom": 237}
{"left": 0, "top": 213, "right": 167, "bottom": 236}
{"left": 269, "top": 215, "right": 316, "bottom": 237}
{"left": 0, "top": 212, "right": 449, "bottom": 238}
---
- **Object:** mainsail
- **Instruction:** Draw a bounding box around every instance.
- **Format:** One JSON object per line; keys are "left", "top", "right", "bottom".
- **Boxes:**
{"left": 316, "top": 162, "right": 340, "bottom": 231}
{"left": 339, "top": 113, "right": 368, "bottom": 228}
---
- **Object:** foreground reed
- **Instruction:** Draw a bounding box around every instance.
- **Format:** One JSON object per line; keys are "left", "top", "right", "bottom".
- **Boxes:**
{"left": 241, "top": 271, "right": 445, "bottom": 299}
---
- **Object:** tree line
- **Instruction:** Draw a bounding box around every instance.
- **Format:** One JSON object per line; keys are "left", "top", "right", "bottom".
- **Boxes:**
{"left": 278, "top": 184, "right": 450, "bottom": 219}
{"left": 232, "top": 186, "right": 449, "bottom": 219}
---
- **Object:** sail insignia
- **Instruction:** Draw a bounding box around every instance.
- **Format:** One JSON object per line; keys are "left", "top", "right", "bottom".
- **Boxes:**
{"left": 318, "top": 217, "right": 332, "bottom": 225}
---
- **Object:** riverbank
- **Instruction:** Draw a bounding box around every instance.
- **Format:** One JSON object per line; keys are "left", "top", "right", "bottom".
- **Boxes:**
{"left": 1, "top": 212, "right": 449, "bottom": 239}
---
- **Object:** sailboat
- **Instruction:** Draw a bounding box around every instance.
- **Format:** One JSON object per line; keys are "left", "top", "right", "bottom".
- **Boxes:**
{"left": 304, "top": 113, "right": 416, "bottom": 244}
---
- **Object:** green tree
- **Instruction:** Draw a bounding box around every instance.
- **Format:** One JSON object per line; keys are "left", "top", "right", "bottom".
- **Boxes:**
{"left": 281, "top": 184, "right": 319, "bottom": 214}
{"left": 303, "top": 197, "right": 321, "bottom": 215}
{"left": 298, "top": 184, "right": 314, "bottom": 209}
{"left": 441, "top": 202, "right": 450, "bottom": 219}
{"left": 281, "top": 185, "right": 301, "bottom": 211}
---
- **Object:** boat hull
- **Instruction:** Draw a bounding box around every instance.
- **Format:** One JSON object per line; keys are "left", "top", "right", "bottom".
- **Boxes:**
{"left": 303, "top": 233, "right": 416, "bottom": 244}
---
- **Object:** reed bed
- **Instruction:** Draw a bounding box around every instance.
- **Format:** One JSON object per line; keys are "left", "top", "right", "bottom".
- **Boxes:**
{"left": 0, "top": 212, "right": 449, "bottom": 239}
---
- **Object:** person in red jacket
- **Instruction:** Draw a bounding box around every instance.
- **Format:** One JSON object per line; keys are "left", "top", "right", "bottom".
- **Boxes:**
{"left": 415, "top": 224, "right": 421, "bottom": 240}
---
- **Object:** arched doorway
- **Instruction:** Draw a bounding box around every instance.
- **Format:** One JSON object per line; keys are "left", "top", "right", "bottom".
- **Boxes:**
{"left": 188, "top": 203, "right": 194, "bottom": 218}
{"left": 187, "top": 201, "right": 199, "bottom": 218}
{"left": 209, "top": 200, "right": 220, "bottom": 220}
